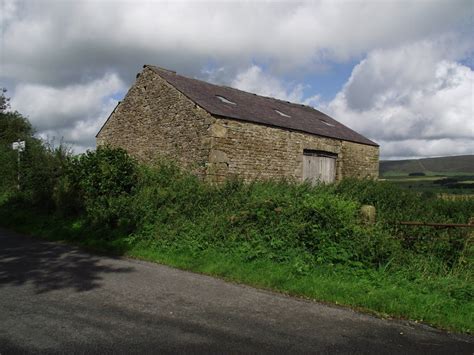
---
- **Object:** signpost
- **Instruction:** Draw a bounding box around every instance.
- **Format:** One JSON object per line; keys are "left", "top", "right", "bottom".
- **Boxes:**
{"left": 12, "top": 140, "right": 25, "bottom": 190}
{"left": 12, "top": 141, "right": 25, "bottom": 152}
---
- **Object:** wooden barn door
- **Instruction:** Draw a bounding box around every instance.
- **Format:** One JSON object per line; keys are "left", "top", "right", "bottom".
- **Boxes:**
{"left": 303, "top": 150, "right": 337, "bottom": 184}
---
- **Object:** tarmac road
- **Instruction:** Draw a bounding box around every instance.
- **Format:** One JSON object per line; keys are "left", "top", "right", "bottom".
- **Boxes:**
{"left": 0, "top": 228, "right": 472, "bottom": 354}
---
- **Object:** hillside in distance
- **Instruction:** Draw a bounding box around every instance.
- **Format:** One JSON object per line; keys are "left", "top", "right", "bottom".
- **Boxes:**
{"left": 380, "top": 155, "right": 474, "bottom": 176}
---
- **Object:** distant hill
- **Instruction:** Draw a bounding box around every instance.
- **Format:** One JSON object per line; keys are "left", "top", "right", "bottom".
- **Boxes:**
{"left": 379, "top": 155, "right": 474, "bottom": 176}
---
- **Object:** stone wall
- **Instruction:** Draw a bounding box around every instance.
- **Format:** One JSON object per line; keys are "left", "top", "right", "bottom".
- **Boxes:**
{"left": 206, "top": 118, "right": 378, "bottom": 183}
{"left": 341, "top": 140, "right": 379, "bottom": 179}
{"left": 96, "top": 67, "right": 215, "bottom": 177}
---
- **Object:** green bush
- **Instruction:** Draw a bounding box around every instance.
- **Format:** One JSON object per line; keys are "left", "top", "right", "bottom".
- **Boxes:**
{"left": 0, "top": 145, "right": 16, "bottom": 202}
{"left": 121, "top": 167, "right": 401, "bottom": 269}
{"left": 66, "top": 146, "right": 139, "bottom": 230}
{"left": 19, "top": 139, "right": 71, "bottom": 209}
{"left": 335, "top": 179, "right": 473, "bottom": 269}
{"left": 115, "top": 166, "right": 470, "bottom": 276}
{"left": 0, "top": 106, "right": 36, "bottom": 201}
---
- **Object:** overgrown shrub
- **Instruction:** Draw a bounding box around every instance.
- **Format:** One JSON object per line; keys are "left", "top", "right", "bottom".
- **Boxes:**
{"left": 123, "top": 167, "right": 401, "bottom": 269}
{"left": 19, "top": 139, "right": 71, "bottom": 209}
{"left": 67, "top": 146, "right": 139, "bottom": 230}
{"left": 335, "top": 178, "right": 474, "bottom": 269}
{"left": 0, "top": 145, "right": 16, "bottom": 202}
{"left": 0, "top": 104, "right": 36, "bottom": 201}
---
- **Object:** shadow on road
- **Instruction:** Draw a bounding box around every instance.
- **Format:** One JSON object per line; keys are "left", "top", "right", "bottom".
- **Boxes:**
{"left": 0, "top": 229, "right": 134, "bottom": 293}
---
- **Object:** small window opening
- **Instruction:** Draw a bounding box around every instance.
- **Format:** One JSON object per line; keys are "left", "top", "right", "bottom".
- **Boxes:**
{"left": 320, "top": 119, "right": 335, "bottom": 127}
{"left": 275, "top": 109, "right": 291, "bottom": 118}
{"left": 216, "top": 95, "right": 236, "bottom": 105}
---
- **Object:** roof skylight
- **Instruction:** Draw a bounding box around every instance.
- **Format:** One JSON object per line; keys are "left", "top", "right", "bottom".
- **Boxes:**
{"left": 216, "top": 95, "right": 236, "bottom": 105}
{"left": 274, "top": 109, "right": 291, "bottom": 118}
{"left": 320, "top": 119, "right": 335, "bottom": 127}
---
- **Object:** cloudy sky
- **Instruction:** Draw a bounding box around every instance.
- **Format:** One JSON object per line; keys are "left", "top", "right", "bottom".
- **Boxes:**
{"left": 1, "top": 0, "right": 473, "bottom": 159}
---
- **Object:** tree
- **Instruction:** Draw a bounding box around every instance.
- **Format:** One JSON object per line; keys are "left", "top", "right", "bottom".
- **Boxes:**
{"left": 0, "top": 89, "right": 34, "bottom": 146}
{"left": 0, "top": 88, "right": 10, "bottom": 113}
{"left": 0, "top": 89, "right": 73, "bottom": 207}
{"left": 0, "top": 89, "right": 33, "bottom": 197}
{"left": 0, "top": 89, "right": 61, "bottom": 204}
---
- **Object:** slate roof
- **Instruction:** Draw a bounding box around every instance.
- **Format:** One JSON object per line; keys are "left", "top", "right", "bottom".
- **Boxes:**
{"left": 146, "top": 65, "right": 378, "bottom": 147}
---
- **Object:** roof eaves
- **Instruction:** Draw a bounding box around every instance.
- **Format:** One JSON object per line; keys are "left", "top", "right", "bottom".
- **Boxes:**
{"left": 210, "top": 113, "right": 379, "bottom": 147}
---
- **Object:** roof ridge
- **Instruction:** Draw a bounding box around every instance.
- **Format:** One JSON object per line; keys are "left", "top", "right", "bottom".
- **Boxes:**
{"left": 144, "top": 64, "right": 176, "bottom": 74}
{"left": 148, "top": 65, "right": 314, "bottom": 109}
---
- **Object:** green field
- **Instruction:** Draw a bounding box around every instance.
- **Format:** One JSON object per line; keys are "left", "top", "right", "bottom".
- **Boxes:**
{"left": 380, "top": 155, "right": 474, "bottom": 176}
{"left": 379, "top": 155, "right": 474, "bottom": 195}
{"left": 382, "top": 171, "right": 472, "bottom": 178}
{"left": 382, "top": 174, "right": 474, "bottom": 195}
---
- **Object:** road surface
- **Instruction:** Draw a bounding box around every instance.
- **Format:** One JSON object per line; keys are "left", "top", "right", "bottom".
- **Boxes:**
{"left": 0, "top": 228, "right": 472, "bottom": 354}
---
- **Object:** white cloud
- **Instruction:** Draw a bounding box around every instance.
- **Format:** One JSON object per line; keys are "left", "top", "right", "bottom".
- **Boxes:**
{"left": 10, "top": 73, "right": 124, "bottom": 151}
{"left": 0, "top": 0, "right": 19, "bottom": 24}
{"left": 1, "top": 0, "right": 471, "bottom": 85}
{"left": 230, "top": 65, "right": 321, "bottom": 106}
{"left": 2, "top": 0, "right": 473, "bottom": 157}
{"left": 322, "top": 39, "right": 474, "bottom": 159}
{"left": 36, "top": 96, "right": 119, "bottom": 153}
{"left": 378, "top": 138, "right": 474, "bottom": 161}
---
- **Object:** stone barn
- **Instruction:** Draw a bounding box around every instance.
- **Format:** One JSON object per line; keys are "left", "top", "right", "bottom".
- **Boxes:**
{"left": 96, "top": 65, "right": 379, "bottom": 183}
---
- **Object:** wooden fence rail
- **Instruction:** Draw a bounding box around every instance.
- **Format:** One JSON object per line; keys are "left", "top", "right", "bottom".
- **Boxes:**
{"left": 398, "top": 221, "right": 474, "bottom": 228}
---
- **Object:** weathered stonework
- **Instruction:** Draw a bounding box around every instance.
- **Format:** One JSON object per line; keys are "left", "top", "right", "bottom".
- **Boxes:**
{"left": 97, "top": 67, "right": 215, "bottom": 177}
{"left": 341, "top": 140, "right": 380, "bottom": 179}
{"left": 97, "top": 68, "right": 379, "bottom": 183}
{"left": 205, "top": 119, "right": 378, "bottom": 183}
